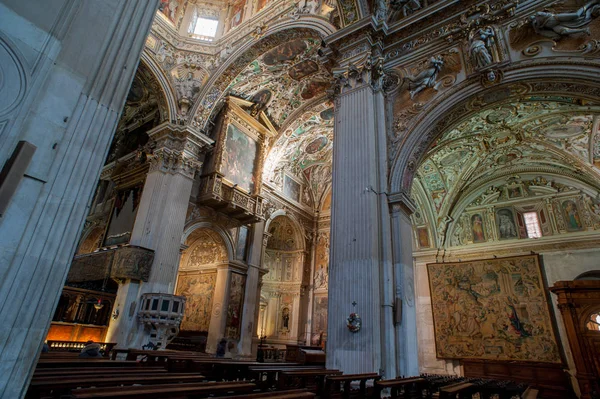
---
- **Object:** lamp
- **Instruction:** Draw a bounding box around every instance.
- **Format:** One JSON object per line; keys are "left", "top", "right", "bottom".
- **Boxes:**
{"left": 94, "top": 298, "right": 104, "bottom": 311}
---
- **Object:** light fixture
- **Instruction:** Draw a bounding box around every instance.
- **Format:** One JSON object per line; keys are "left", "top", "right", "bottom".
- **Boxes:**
{"left": 94, "top": 298, "right": 104, "bottom": 311}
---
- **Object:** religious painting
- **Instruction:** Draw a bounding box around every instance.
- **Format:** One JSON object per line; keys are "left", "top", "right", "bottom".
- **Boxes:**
{"left": 562, "top": 199, "right": 583, "bottom": 231}
{"left": 427, "top": 255, "right": 561, "bottom": 363}
{"left": 226, "top": 273, "right": 246, "bottom": 339}
{"left": 496, "top": 207, "right": 519, "bottom": 239}
{"left": 471, "top": 214, "right": 486, "bottom": 243}
{"left": 283, "top": 174, "right": 301, "bottom": 202}
{"left": 281, "top": 307, "right": 291, "bottom": 331}
{"left": 301, "top": 80, "right": 329, "bottom": 100}
{"left": 506, "top": 185, "right": 523, "bottom": 199}
{"left": 320, "top": 108, "right": 334, "bottom": 121}
{"left": 305, "top": 136, "right": 328, "bottom": 154}
{"left": 236, "top": 226, "right": 249, "bottom": 261}
{"left": 313, "top": 296, "right": 328, "bottom": 336}
{"left": 229, "top": 0, "right": 246, "bottom": 30}
{"left": 158, "top": 0, "right": 179, "bottom": 24}
{"left": 417, "top": 227, "right": 430, "bottom": 248}
{"left": 263, "top": 39, "right": 307, "bottom": 66}
{"left": 289, "top": 60, "right": 319, "bottom": 80}
{"left": 221, "top": 123, "right": 257, "bottom": 192}
{"left": 176, "top": 272, "right": 217, "bottom": 332}
{"left": 249, "top": 89, "right": 271, "bottom": 117}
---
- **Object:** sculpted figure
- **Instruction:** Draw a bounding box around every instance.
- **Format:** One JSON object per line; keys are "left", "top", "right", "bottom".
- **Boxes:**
{"left": 390, "top": 0, "right": 421, "bottom": 18}
{"left": 469, "top": 27, "right": 496, "bottom": 69}
{"left": 529, "top": 0, "right": 600, "bottom": 39}
{"left": 405, "top": 56, "right": 444, "bottom": 99}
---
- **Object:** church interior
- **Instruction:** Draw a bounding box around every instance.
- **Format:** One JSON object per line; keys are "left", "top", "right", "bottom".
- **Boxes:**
{"left": 3, "top": 0, "right": 600, "bottom": 398}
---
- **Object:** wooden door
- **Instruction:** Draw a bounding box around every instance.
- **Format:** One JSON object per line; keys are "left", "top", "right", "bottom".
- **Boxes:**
{"left": 550, "top": 281, "right": 600, "bottom": 399}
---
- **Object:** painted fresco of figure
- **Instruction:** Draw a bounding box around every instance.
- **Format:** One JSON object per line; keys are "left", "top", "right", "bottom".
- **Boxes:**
{"left": 562, "top": 200, "right": 583, "bottom": 230}
{"left": 230, "top": 0, "right": 246, "bottom": 30}
{"left": 497, "top": 209, "right": 518, "bottom": 239}
{"left": 281, "top": 308, "right": 290, "bottom": 329}
{"left": 471, "top": 214, "right": 486, "bottom": 242}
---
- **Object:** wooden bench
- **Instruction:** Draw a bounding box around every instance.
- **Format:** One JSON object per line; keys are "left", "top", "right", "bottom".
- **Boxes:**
{"left": 200, "top": 389, "right": 316, "bottom": 398}
{"left": 374, "top": 377, "right": 427, "bottom": 399}
{"left": 249, "top": 366, "right": 324, "bottom": 390}
{"left": 35, "top": 359, "right": 141, "bottom": 368}
{"left": 33, "top": 366, "right": 167, "bottom": 378}
{"left": 27, "top": 373, "right": 206, "bottom": 398}
{"left": 438, "top": 382, "right": 476, "bottom": 399}
{"left": 278, "top": 369, "right": 342, "bottom": 395}
{"left": 324, "top": 373, "right": 381, "bottom": 398}
{"left": 70, "top": 381, "right": 256, "bottom": 399}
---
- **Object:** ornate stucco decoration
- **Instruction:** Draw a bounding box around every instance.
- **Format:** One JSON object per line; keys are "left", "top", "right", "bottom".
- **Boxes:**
{"left": 510, "top": 0, "right": 600, "bottom": 56}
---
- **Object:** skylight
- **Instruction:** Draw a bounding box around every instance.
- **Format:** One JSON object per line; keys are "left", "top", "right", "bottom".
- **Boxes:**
{"left": 193, "top": 17, "right": 218, "bottom": 39}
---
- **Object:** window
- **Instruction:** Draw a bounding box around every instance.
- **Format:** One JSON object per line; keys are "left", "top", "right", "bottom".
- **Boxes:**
{"left": 192, "top": 17, "right": 219, "bottom": 41}
{"left": 523, "top": 212, "right": 542, "bottom": 238}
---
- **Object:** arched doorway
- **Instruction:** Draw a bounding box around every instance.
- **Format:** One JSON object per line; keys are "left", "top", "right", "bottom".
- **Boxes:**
{"left": 259, "top": 215, "right": 306, "bottom": 345}
{"left": 175, "top": 227, "right": 230, "bottom": 352}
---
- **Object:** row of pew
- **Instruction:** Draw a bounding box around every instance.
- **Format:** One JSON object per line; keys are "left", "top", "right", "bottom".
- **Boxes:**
{"left": 28, "top": 351, "right": 538, "bottom": 399}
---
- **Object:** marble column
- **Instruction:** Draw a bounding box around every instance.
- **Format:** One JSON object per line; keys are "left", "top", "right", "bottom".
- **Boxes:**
{"left": 389, "top": 195, "right": 419, "bottom": 377}
{"left": 106, "top": 123, "right": 212, "bottom": 348}
{"left": 0, "top": 1, "right": 158, "bottom": 396}
{"left": 239, "top": 220, "right": 267, "bottom": 357}
{"left": 326, "top": 36, "right": 396, "bottom": 376}
{"left": 206, "top": 266, "right": 231, "bottom": 353}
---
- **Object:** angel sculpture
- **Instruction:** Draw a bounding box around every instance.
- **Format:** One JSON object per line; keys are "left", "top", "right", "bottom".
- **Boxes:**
{"left": 389, "top": 0, "right": 421, "bottom": 19}
{"left": 469, "top": 27, "right": 496, "bottom": 69}
{"left": 529, "top": 0, "right": 600, "bottom": 40}
{"left": 405, "top": 56, "right": 444, "bottom": 99}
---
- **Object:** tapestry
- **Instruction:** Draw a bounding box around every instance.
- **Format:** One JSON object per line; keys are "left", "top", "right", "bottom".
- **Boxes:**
{"left": 226, "top": 273, "right": 246, "bottom": 339}
{"left": 176, "top": 272, "right": 216, "bottom": 332}
{"left": 427, "top": 255, "right": 561, "bottom": 363}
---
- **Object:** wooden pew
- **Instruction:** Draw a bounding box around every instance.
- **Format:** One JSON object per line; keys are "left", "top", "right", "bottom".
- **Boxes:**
{"left": 249, "top": 366, "right": 324, "bottom": 391}
{"left": 323, "top": 373, "right": 381, "bottom": 398}
{"left": 200, "top": 389, "right": 316, "bottom": 398}
{"left": 70, "top": 381, "right": 256, "bottom": 399}
{"left": 33, "top": 366, "right": 167, "bottom": 378}
{"left": 35, "top": 359, "right": 140, "bottom": 368}
{"left": 522, "top": 387, "right": 539, "bottom": 399}
{"left": 438, "top": 382, "right": 476, "bottom": 399}
{"left": 278, "top": 369, "right": 342, "bottom": 395}
{"left": 27, "top": 373, "right": 206, "bottom": 399}
{"left": 374, "top": 377, "right": 427, "bottom": 399}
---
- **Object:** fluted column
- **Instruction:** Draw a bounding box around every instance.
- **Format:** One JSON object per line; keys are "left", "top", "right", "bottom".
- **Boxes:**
{"left": 106, "top": 123, "right": 212, "bottom": 348}
{"left": 326, "top": 35, "right": 396, "bottom": 376}
{"left": 239, "top": 220, "right": 267, "bottom": 357}
{"left": 0, "top": 1, "right": 158, "bottom": 396}
{"left": 389, "top": 195, "right": 419, "bottom": 377}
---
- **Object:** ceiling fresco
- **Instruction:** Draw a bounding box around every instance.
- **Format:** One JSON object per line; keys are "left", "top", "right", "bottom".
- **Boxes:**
{"left": 227, "top": 38, "right": 332, "bottom": 129}
{"left": 411, "top": 98, "right": 600, "bottom": 243}
{"left": 263, "top": 102, "right": 334, "bottom": 209}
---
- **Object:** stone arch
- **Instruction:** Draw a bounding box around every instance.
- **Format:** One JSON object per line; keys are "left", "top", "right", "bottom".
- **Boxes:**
{"left": 140, "top": 50, "right": 178, "bottom": 121}
{"left": 190, "top": 24, "right": 334, "bottom": 129}
{"left": 389, "top": 60, "right": 600, "bottom": 194}
{"left": 181, "top": 222, "right": 235, "bottom": 263}
{"left": 264, "top": 210, "right": 306, "bottom": 251}
{"left": 76, "top": 226, "right": 105, "bottom": 255}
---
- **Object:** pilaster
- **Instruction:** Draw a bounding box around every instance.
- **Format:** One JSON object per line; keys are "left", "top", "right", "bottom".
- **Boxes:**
{"left": 326, "top": 31, "right": 394, "bottom": 376}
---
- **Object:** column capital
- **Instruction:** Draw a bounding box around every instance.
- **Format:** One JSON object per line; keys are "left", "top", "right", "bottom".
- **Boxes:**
{"left": 146, "top": 122, "right": 214, "bottom": 178}
{"left": 388, "top": 190, "right": 416, "bottom": 217}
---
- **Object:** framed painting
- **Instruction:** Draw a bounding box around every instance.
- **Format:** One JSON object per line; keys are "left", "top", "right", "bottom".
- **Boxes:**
{"left": 561, "top": 199, "right": 584, "bottom": 232}
{"left": 176, "top": 272, "right": 217, "bottom": 332}
{"left": 496, "top": 207, "right": 519, "bottom": 240}
{"left": 225, "top": 273, "right": 246, "bottom": 340}
{"left": 471, "top": 214, "right": 486, "bottom": 243}
{"left": 427, "top": 255, "right": 562, "bottom": 363}
{"left": 236, "top": 226, "right": 249, "bottom": 261}
{"left": 416, "top": 227, "right": 430, "bottom": 248}
{"left": 506, "top": 184, "right": 524, "bottom": 199}
{"left": 220, "top": 123, "right": 257, "bottom": 193}
{"left": 283, "top": 174, "right": 301, "bottom": 202}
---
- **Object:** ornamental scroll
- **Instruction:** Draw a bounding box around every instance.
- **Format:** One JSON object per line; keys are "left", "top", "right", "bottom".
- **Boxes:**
{"left": 427, "top": 254, "right": 561, "bottom": 363}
